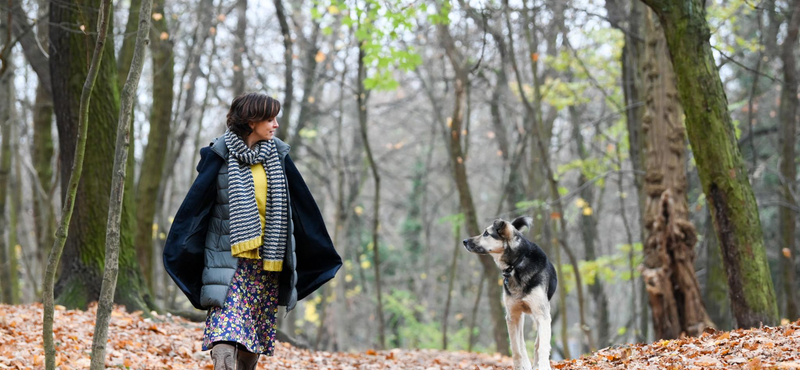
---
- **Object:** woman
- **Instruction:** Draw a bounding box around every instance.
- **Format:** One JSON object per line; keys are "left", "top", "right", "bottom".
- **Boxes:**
{"left": 163, "top": 93, "right": 342, "bottom": 370}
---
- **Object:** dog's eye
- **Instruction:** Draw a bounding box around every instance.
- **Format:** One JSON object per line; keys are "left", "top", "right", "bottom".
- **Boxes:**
{"left": 483, "top": 230, "right": 489, "bottom": 237}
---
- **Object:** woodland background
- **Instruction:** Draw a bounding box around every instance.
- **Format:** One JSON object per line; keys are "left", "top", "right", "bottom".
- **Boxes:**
{"left": 0, "top": 0, "right": 799, "bottom": 363}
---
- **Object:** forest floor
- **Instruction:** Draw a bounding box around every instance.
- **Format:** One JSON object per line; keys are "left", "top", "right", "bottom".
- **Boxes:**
{"left": 0, "top": 303, "right": 799, "bottom": 369}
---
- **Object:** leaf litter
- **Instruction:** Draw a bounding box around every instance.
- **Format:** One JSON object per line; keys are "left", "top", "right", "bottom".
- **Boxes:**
{"left": 1, "top": 304, "right": 798, "bottom": 369}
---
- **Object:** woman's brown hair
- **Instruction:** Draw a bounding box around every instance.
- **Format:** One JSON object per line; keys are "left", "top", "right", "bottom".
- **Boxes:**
{"left": 226, "top": 93, "right": 281, "bottom": 138}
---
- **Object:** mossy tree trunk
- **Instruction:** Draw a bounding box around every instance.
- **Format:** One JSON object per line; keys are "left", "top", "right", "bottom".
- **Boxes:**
{"left": 89, "top": 0, "right": 151, "bottom": 365}
{"left": 639, "top": 9, "right": 713, "bottom": 339}
{"left": 133, "top": 1, "right": 174, "bottom": 293}
{"left": 640, "top": 0, "right": 778, "bottom": 328}
{"left": 50, "top": 0, "right": 151, "bottom": 312}
{"left": 27, "top": 0, "right": 57, "bottom": 280}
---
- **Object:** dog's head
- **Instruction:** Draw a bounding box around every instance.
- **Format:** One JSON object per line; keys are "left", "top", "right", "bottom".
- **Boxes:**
{"left": 462, "top": 216, "right": 533, "bottom": 254}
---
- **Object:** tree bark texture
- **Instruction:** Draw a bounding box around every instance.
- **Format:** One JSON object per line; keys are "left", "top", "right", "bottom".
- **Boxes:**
{"left": 90, "top": 0, "right": 151, "bottom": 366}
{"left": 50, "top": 0, "right": 151, "bottom": 312}
{"left": 133, "top": 1, "right": 174, "bottom": 293}
{"left": 779, "top": 0, "right": 800, "bottom": 321}
{"left": 640, "top": 0, "right": 778, "bottom": 328}
{"left": 701, "top": 210, "right": 732, "bottom": 330}
{"left": 640, "top": 9, "right": 713, "bottom": 339}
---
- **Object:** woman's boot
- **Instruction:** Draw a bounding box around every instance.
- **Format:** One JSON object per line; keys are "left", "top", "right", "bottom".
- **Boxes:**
{"left": 211, "top": 343, "right": 236, "bottom": 370}
{"left": 237, "top": 350, "right": 259, "bottom": 370}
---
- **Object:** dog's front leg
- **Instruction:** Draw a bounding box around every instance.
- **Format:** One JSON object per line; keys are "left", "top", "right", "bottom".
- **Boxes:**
{"left": 533, "top": 308, "right": 552, "bottom": 370}
{"left": 505, "top": 306, "right": 531, "bottom": 370}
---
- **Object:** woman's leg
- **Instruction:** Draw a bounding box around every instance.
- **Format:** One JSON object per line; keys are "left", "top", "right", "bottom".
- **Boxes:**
{"left": 237, "top": 349, "right": 259, "bottom": 370}
{"left": 210, "top": 342, "right": 237, "bottom": 370}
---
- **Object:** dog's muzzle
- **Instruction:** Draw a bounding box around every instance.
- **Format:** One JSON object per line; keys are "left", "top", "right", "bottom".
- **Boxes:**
{"left": 463, "top": 239, "right": 486, "bottom": 254}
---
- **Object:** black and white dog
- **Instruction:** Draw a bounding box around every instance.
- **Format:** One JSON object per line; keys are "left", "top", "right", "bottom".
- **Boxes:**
{"left": 463, "top": 216, "right": 557, "bottom": 370}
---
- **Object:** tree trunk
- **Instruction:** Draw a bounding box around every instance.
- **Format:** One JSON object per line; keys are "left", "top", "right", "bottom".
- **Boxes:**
{"left": 19, "top": 0, "right": 57, "bottom": 276}
{"left": 466, "top": 272, "right": 484, "bottom": 352}
{"left": 357, "top": 41, "right": 386, "bottom": 350}
{"left": 436, "top": 16, "right": 509, "bottom": 355}
{"left": 0, "top": 57, "right": 13, "bottom": 305}
{"left": 639, "top": 9, "right": 713, "bottom": 339}
{"left": 118, "top": 0, "right": 142, "bottom": 87}
{"left": 570, "top": 106, "right": 611, "bottom": 348}
{"left": 232, "top": 0, "right": 247, "bottom": 95}
{"left": 442, "top": 223, "right": 460, "bottom": 350}
{"left": 778, "top": 0, "right": 800, "bottom": 321}
{"left": 89, "top": 0, "right": 151, "bottom": 367}
{"left": 32, "top": 81, "right": 56, "bottom": 274}
{"left": 288, "top": 25, "right": 321, "bottom": 152}
{"left": 44, "top": 1, "right": 113, "bottom": 368}
{"left": 273, "top": 0, "right": 293, "bottom": 140}
{"left": 133, "top": 1, "right": 174, "bottom": 293}
{"left": 9, "top": 123, "right": 21, "bottom": 304}
{"left": 640, "top": 0, "right": 778, "bottom": 328}
{"left": 701, "top": 210, "right": 732, "bottom": 330}
{"left": 612, "top": 0, "right": 649, "bottom": 342}
{"left": 50, "top": 0, "right": 151, "bottom": 312}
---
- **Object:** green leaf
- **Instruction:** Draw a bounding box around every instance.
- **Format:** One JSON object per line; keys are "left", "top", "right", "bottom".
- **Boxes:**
{"left": 363, "top": 77, "right": 379, "bottom": 90}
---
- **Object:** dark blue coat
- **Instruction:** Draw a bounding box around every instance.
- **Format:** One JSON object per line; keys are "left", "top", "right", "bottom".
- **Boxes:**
{"left": 163, "top": 139, "right": 342, "bottom": 312}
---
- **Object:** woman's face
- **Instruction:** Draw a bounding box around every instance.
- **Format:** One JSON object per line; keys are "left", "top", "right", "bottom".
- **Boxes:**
{"left": 248, "top": 117, "right": 279, "bottom": 142}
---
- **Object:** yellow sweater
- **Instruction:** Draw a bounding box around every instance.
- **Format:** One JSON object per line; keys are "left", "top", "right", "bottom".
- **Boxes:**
{"left": 230, "top": 164, "right": 283, "bottom": 271}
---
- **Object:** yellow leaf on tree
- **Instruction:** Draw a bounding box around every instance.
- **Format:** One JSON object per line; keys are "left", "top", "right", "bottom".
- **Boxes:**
{"left": 315, "top": 50, "right": 326, "bottom": 63}
{"left": 152, "top": 13, "right": 163, "bottom": 21}
{"left": 327, "top": 5, "right": 340, "bottom": 14}
{"left": 583, "top": 207, "right": 593, "bottom": 216}
{"left": 575, "top": 198, "right": 587, "bottom": 208}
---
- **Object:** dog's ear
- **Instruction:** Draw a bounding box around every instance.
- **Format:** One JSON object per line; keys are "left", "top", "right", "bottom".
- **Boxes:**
{"left": 493, "top": 219, "right": 512, "bottom": 240}
{"left": 511, "top": 216, "right": 533, "bottom": 232}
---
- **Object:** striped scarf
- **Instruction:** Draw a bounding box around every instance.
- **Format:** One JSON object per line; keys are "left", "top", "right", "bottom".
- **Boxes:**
{"left": 225, "top": 129, "right": 288, "bottom": 271}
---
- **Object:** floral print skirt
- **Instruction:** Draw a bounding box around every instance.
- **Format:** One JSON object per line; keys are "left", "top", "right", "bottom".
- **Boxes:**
{"left": 202, "top": 258, "right": 280, "bottom": 356}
